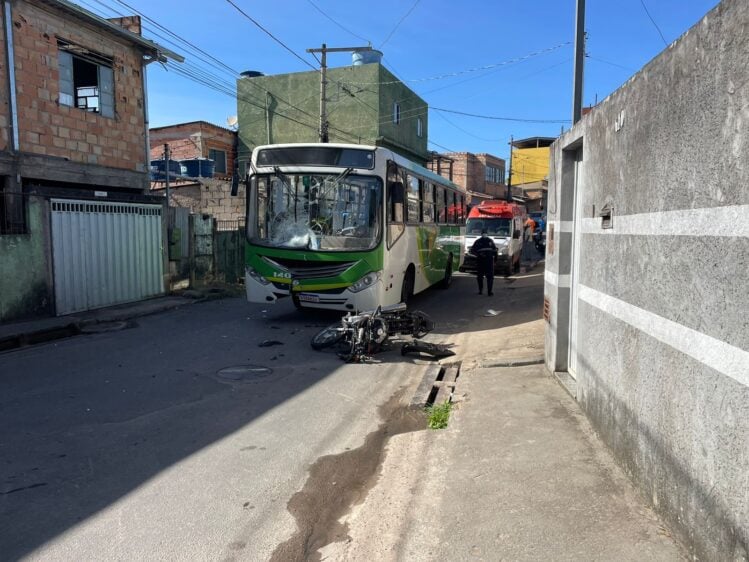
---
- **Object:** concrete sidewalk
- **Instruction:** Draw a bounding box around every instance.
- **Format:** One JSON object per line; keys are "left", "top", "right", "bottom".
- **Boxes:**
{"left": 0, "top": 287, "right": 235, "bottom": 352}
{"left": 416, "top": 316, "right": 685, "bottom": 560}
{"left": 335, "top": 304, "right": 686, "bottom": 560}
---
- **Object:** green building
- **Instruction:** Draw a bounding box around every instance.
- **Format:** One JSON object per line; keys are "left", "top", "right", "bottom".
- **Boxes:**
{"left": 236, "top": 61, "right": 428, "bottom": 170}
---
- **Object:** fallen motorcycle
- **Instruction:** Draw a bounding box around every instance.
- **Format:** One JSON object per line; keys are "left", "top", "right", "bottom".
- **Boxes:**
{"left": 310, "top": 303, "right": 453, "bottom": 362}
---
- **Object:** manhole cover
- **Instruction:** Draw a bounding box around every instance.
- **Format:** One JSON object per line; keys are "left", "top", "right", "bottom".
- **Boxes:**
{"left": 217, "top": 365, "right": 274, "bottom": 382}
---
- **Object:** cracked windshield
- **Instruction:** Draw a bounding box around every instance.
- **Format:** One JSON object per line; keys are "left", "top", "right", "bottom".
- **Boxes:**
{"left": 253, "top": 173, "right": 381, "bottom": 251}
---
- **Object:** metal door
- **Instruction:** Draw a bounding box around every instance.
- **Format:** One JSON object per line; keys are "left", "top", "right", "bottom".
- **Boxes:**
{"left": 51, "top": 199, "right": 164, "bottom": 315}
{"left": 568, "top": 150, "right": 583, "bottom": 377}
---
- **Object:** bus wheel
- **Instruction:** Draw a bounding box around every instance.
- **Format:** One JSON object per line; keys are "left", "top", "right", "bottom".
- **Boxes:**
{"left": 440, "top": 257, "right": 453, "bottom": 289}
{"left": 401, "top": 267, "right": 415, "bottom": 304}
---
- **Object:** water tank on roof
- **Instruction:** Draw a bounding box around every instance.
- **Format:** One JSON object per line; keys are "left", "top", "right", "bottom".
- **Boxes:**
{"left": 150, "top": 159, "right": 182, "bottom": 181}
{"left": 352, "top": 49, "right": 383, "bottom": 66}
{"left": 240, "top": 70, "right": 264, "bottom": 78}
{"left": 179, "top": 158, "right": 215, "bottom": 178}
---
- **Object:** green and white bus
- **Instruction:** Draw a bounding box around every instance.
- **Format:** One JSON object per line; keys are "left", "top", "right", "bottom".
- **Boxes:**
{"left": 244, "top": 143, "right": 465, "bottom": 311}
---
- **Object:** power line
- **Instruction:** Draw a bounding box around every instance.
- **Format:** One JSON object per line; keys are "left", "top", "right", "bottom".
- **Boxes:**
{"left": 586, "top": 54, "right": 635, "bottom": 72}
{"left": 305, "top": 0, "right": 370, "bottom": 44}
{"left": 224, "top": 0, "right": 318, "bottom": 71}
{"left": 340, "top": 42, "right": 571, "bottom": 86}
{"left": 432, "top": 107, "right": 570, "bottom": 124}
{"left": 639, "top": 0, "right": 668, "bottom": 47}
{"left": 379, "top": 0, "right": 420, "bottom": 49}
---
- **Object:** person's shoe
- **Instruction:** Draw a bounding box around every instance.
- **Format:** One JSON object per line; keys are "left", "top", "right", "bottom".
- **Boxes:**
{"left": 488, "top": 291, "right": 494, "bottom": 296}
{"left": 477, "top": 290, "right": 482, "bottom": 295}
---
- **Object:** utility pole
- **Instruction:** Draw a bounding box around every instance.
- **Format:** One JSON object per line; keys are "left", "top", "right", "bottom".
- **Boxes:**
{"left": 306, "top": 44, "right": 373, "bottom": 143}
{"left": 572, "top": 0, "right": 586, "bottom": 123}
{"left": 507, "top": 135, "right": 513, "bottom": 202}
{"left": 164, "top": 143, "right": 171, "bottom": 206}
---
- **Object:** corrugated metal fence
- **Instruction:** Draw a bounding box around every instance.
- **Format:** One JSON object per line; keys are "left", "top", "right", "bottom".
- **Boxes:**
{"left": 51, "top": 199, "right": 164, "bottom": 315}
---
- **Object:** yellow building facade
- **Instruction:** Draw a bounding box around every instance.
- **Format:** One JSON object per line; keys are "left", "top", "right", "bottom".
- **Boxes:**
{"left": 509, "top": 137, "right": 555, "bottom": 186}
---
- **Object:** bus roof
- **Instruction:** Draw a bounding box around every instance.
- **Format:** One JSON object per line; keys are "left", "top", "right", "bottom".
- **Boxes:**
{"left": 251, "top": 143, "right": 463, "bottom": 192}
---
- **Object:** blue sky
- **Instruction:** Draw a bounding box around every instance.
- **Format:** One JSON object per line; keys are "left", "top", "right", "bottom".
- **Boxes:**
{"left": 81, "top": 0, "right": 719, "bottom": 161}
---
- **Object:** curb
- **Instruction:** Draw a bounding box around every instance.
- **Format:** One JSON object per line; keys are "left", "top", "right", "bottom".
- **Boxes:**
{"left": 479, "top": 356, "right": 545, "bottom": 368}
{"left": 0, "top": 299, "right": 193, "bottom": 353}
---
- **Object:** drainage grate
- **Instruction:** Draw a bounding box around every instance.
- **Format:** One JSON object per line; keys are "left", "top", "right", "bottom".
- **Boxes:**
{"left": 409, "top": 361, "right": 461, "bottom": 410}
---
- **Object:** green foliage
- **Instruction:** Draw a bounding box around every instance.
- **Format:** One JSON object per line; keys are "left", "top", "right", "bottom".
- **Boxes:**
{"left": 426, "top": 400, "right": 453, "bottom": 430}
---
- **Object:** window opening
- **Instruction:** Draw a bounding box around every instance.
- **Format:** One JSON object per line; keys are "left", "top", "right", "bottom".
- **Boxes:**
{"left": 209, "top": 149, "right": 227, "bottom": 174}
{"left": 58, "top": 40, "right": 114, "bottom": 118}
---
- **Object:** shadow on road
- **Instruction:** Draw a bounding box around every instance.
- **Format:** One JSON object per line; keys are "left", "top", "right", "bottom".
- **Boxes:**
{"left": 0, "top": 264, "right": 544, "bottom": 558}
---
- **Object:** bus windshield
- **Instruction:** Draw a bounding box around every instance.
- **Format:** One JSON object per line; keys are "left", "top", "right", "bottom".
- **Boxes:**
{"left": 251, "top": 172, "right": 382, "bottom": 251}
{"left": 466, "top": 217, "right": 511, "bottom": 237}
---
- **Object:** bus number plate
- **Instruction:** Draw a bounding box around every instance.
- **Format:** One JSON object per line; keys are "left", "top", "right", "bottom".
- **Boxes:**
{"left": 298, "top": 293, "right": 319, "bottom": 303}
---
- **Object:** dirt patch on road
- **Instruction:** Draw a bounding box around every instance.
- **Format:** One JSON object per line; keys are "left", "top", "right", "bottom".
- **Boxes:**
{"left": 269, "top": 389, "right": 425, "bottom": 562}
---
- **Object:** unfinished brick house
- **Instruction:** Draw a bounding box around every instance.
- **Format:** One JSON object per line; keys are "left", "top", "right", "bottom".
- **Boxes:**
{"left": 149, "top": 121, "right": 244, "bottom": 223}
{"left": 427, "top": 151, "right": 507, "bottom": 207}
{"left": 0, "top": 0, "right": 181, "bottom": 321}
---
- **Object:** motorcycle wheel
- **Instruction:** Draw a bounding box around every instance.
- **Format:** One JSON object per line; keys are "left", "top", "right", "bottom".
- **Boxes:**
{"left": 311, "top": 324, "right": 346, "bottom": 350}
{"left": 410, "top": 310, "right": 434, "bottom": 338}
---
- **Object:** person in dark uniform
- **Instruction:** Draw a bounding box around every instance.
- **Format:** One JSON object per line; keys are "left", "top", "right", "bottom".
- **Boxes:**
{"left": 470, "top": 229, "right": 498, "bottom": 296}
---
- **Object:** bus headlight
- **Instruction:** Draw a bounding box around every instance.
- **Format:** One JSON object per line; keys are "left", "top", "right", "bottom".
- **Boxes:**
{"left": 348, "top": 271, "right": 381, "bottom": 293}
{"left": 247, "top": 266, "right": 271, "bottom": 285}
{"left": 498, "top": 245, "right": 509, "bottom": 256}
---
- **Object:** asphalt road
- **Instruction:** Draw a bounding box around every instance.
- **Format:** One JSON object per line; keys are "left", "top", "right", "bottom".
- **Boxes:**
{"left": 0, "top": 270, "right": 543, "bottom": 561}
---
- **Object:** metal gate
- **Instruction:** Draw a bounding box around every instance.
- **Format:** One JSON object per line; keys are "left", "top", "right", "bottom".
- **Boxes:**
{"left": 51, "top": 199, "right": 164, "bottom": 315}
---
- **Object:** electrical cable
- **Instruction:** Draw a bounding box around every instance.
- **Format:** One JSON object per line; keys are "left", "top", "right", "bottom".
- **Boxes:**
{"left": 379, "top": 0, "right": 421, "bottom": 49}
{"left": 639, "top": 0, "right": 669, "bottom": 47}
{"left": 305, "top": 0, "right": 371, "bottom": 44}
{"left": 224, "top": 0, "right": 318, "bottom": 71}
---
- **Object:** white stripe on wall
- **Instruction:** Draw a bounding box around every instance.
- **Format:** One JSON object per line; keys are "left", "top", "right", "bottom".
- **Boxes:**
{"left": 545, "top": 270, "right": 570, "bottom": 287}
{"left": 578, "top": 285, "right": 749, "bottom": 388}
{"left": 580, "top": 204, "right": 749, "bottom": 237}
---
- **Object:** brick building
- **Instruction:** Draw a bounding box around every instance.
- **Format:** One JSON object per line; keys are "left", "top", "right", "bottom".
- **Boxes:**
{"left": 148, "top": 121, "right": 244, "bottom": 223}
{"left": 0, "top": 0, "right": 180, "bottom": 321}
{"left": 427, "top": 152, "right": 506, "bottom": 207}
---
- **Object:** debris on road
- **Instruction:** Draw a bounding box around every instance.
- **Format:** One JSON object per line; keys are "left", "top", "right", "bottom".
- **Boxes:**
{"left": 258, "top": 340, "right": 284, "bottom": 347}
{"left": 484, "top": 309, "right": 501, "bottom": 317}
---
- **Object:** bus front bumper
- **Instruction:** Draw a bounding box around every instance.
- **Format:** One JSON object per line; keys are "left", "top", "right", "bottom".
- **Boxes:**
{"left": 245, "top": 271, "right": 383, "bottom": 311}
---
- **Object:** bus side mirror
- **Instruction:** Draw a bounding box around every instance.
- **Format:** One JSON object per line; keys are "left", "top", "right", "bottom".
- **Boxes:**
{"left": 230, "top": 174, "right": 240, "bottom": 196}
{"left": 391, "top": 182, "right": 404, "bottom": 203}
{"left": 513, "top": 229, "right": 521, "bottom": 239}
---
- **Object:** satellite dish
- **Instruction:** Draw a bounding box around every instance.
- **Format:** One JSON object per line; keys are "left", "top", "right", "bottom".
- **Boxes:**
{"left": 226, "top": 115, "right": 238, "bottom": 129}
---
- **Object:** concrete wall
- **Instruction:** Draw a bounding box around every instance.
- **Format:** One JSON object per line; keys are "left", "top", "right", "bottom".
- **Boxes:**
{"left": 237, "top": 63, "right": 428, "bottom": 165}
{"left": 544, "top": 1, "right": 748, "bottom": 560}
{"left": 154, "top": 180, "right": 245, "bottom": 223}
{"left": 0, "top": 197, "right": 52, "bottom": 321}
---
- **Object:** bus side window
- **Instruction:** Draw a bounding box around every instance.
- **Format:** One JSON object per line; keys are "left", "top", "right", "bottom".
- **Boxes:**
{"left": 422, "top": 181, "right": 434, "bottom": 223}
{"left": 406, "top": 173, "right": 420, "bottom": 224}
{"left": 387, "top": 162, "right": 405, "bottom": 248}
{"left": 387, "top": 162, "right": 404, "bottom": 224}
{"left": 436, "top": 186, "right": 445, "bottom": 222}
